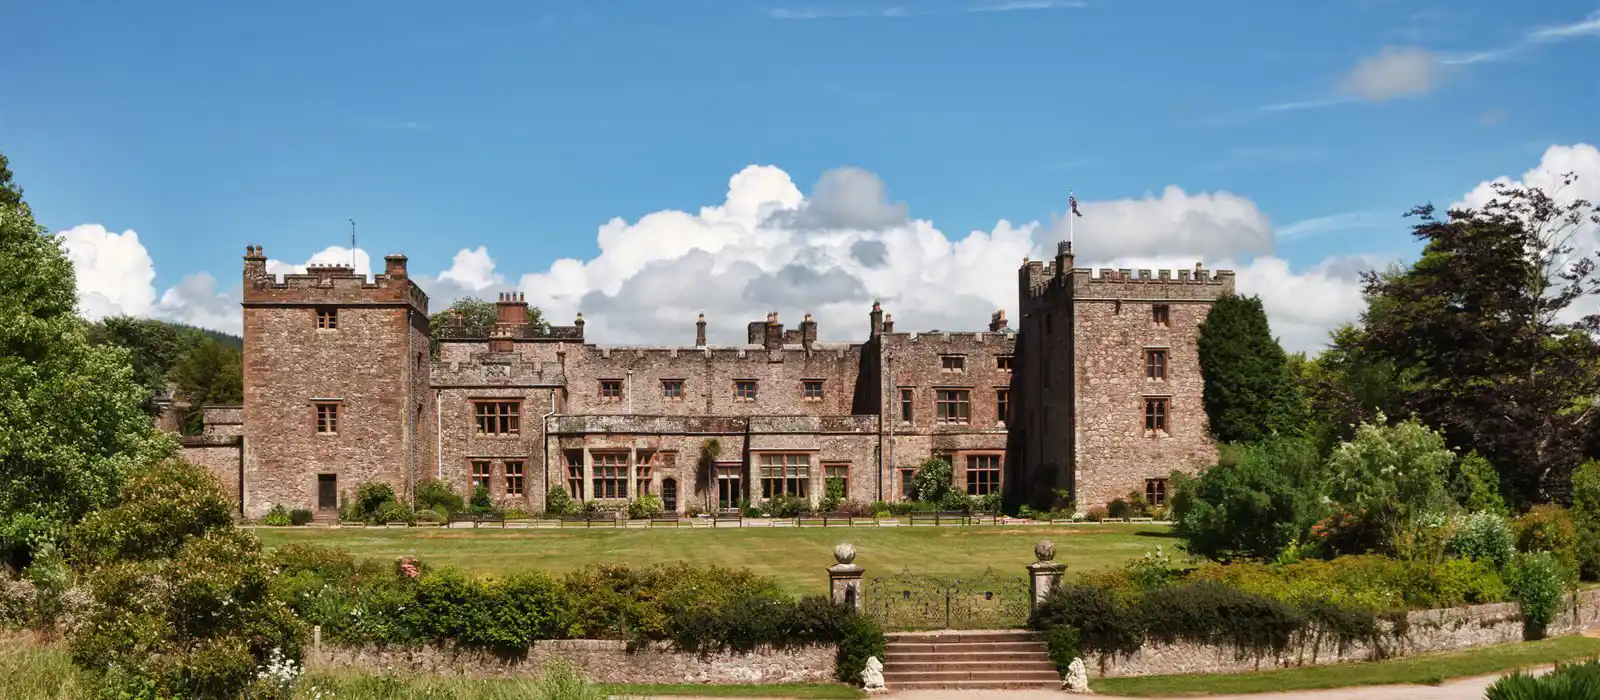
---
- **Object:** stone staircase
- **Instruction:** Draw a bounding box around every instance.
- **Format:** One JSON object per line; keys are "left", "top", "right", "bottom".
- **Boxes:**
{"left": 882, "top": 629, "right": 1059, "bottom": 690}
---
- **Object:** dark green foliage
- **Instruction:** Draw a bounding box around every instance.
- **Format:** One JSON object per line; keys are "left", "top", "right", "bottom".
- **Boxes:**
{"left": 289, "top": 508, "right": 314, "bottom": 526}
{"left": 1197, "top": 293, "right": 1306, "bottom": 443}
{"left": 263, "top": 504, "right": 292, "bottom": 526}
{"left": 1508, "top": 551, "right": 1574, "bottom": 640}
{"left": 469, "top": 484, "right": 495, "bottom": 515}
{"left": 1046, "top": 625, "right": 1082, "bottom": 676}
{"left": 0, "top": 170, "right": 174, "bottom": 564}
{"left": 833, "top": 608, "right": 887, "bottom": 685}
{"left": 428, "top": 297, "right": 551, "bottom": 357}
{"left": 911, "top": 457, "right": 953, "bottom": 502}
{"left": 0, "top": 152, "right": 22, "bottom": 207}
{"left": 68, "top": 459, "right": 305, "bottom": 699}
{"left": 85, "top": 316, "right": 243, "bottom": 434}
{"left": 1356, "top": 182, "right": 1600, "bottom": 505}
{"left": 1107, "top": 498, "right": 1131, "bottom": 520}
{"left": 168, "top": 338, "right": 243, "bottom": 434}
{"left": 69, "top": 458, "right": 234, "bottom": 568}
{"left": 1297, "top": 322, "right": 1409, "bottom": 456}
{"left": 416, "top": 479, "right": 465, "bottom": 516}
{"left": 1029, "top": 583, "right": 1144, "bottom": 656}
{"left": 1138, "top": 582, "right": 1304, "bottom": 657}
{"left": 1486, "top": 659, "right": 1600, "bottom": 700}
{"left": 1450, "top": 451, "right": 1506, "bottom": 514}
{"left": 544, "top": 485, "right": 576, "bottom": 517}
{"left": 820, "top": 476, "right": 846, "bottom": 513}
{"left": 1171, "top": 437, "right": 1322, "bottom": 562}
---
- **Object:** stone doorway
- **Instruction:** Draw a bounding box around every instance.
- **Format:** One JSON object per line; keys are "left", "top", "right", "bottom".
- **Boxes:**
{"left": 317, "top": 474, "right": 338, "bottom": 512}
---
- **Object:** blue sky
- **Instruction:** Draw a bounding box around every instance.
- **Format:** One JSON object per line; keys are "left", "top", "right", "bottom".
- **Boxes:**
{"left": 4, "top": 0, "right": 1599, "bottom": 351}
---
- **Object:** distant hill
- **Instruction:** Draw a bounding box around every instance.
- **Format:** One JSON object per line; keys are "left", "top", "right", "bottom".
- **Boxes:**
{"left": 169, "top": 321, "right": 243, "bottom": 350}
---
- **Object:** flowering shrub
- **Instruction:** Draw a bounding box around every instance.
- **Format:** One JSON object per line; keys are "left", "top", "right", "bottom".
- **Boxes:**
{"left": 1513, "top": 505, "right": 1580, "bottom": 574}
{"left": 1448, "top": 511, "right": 1516, "bottom": 571}
{"left": 1507, "top": 550, "right": 1574, "bottom": 640}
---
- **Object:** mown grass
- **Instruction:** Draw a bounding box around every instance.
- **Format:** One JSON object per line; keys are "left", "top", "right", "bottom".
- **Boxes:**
{"left": 0, "top": 640, "right": 865, "bottom": 699}
{"left": 254, "top": 522, "right": 1172, "bottom": 596}
{"left": 1095, "top": 635, "right": 1600, "bottom": 697}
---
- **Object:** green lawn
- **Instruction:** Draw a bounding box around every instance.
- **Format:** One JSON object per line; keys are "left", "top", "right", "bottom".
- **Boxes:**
{"left": 254, "top": 523, "right": 1171, "bottom": 595}
{"left": 1095, "top": 635, "right": 1600, "bottom": 697}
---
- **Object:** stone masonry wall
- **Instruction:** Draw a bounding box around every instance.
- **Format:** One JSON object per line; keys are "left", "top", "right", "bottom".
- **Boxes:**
{"left": 1093, "top": 589, "right": 1600, "bottom": 678}
{"left": 310, "top": 639, "right": 837, "bottom": 684}
{"left": 180, "top": 438, "right": 243, "bottom": 513}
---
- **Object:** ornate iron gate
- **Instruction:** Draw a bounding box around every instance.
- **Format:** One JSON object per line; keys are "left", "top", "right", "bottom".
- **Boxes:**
{"left": 863, "top": 568, "right": 1030, "bottom": 630}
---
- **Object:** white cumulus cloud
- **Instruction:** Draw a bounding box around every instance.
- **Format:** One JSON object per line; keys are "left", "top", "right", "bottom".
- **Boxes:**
{"left": 1338, "top": 46, "right": 1442, "bottom": 101}
{"left": 57, "top": 225, "right": 158, "bottom": 320}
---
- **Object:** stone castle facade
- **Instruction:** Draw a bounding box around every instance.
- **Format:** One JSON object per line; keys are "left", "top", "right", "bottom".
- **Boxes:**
{"left": 180, "top": 242, "right": 1234, "bottom": 518}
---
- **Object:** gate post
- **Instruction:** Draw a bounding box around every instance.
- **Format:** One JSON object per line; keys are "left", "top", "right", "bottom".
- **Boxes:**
{"left": 830, "top": 543, "right": 865, "bottom": 611}
{"left": 1027, "top": 540, "right": 1066, "bottom": 617}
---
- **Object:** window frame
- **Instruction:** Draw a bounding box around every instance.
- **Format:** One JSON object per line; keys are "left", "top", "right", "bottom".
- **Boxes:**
{"left": 823, "top": 462, "right": 850, "bottom": 499}
{"left": 661, "top": 379, "right": 685, "bottom": 401}
{"left": 1146, "top": 477, "right": 1168, "bottom": 506}
{"left": 759, "top": 452, "right": 811, "bottom": 500}
{"left": 1145, "top": 348, "right": 1168, "bottom": 380}
{"left": 599, "top": 379, "right": 624, "bottom": 402}
{"left": 564, "top": 451, "right": 584, "bottom": 500}
{"left": 504, "top": 460, "right": 524, "bottom": 497}
{"left": 314, "top": 401, "right": 340, "bottom": 434}
{"left": 995, "top": 387, "right": 1010, "bottom": 424}
{"left": 734, "top": 379, "right": 758, "bottom": 402}
{"left": 1143, "top": 396, "right": 1170, "bottom": 436}
{"left": 801, "top": 379, "right": 824, "bottom": 401}
{"left": 471, "top": 460, "right": 492, "bottom": 491}
{"left": 315, "top": 307, "right": 338, "bottom": 330}
{"left": 935, "top": 388, "right": 972, "bottom": 425}
{"left": 473, "top": 400, "right": 522, "bottom": 436}
{"left": 940, "top": 355, "right": 966, "bottom": 373}
{"left": 899, "top": 388, "right": 914, "bottom": 423}
{"left": 996, "top": 355, "right": 1014, "bottom": 372}
{"left": 591, "top": 452, "right": 630, "bottom": 500}
{"left": 1152, "top": 304, "right": 1171, "bottom": 328}
{"left": 965, "top": 454, "right": 1002, "bottom": 496}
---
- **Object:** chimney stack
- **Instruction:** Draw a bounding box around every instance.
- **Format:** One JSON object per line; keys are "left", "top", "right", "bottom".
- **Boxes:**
{"left": 384, "top": 254, "right": 408, "bottom": 279}
{"left": 989, "top": 310, "right": 1007, "bottom": 332}
{"left": 243, "top": 245, "right": 267, "bottom": 283}
{"left": 495, "top": 292, "right": 529, "bottom": 337}
{"left": 869, "top": 301, "right": 884, "bottom": 338}
{"left": 800, "top": 312, "right": 817, "bottom": 350}
{"left": 881, "top": 314, "right": 894, "bottom": 334}
{"left": 573, "top": 312, "right": 585, "bottom": 339}
{"left": 1055, "top": 240, "right": 1075, "bottom": 274}
{"left": 695, "top": 313, "right": 707, "bottom": 347}
{"left": 764, "top": 312, "right": 784, "bottom": 351}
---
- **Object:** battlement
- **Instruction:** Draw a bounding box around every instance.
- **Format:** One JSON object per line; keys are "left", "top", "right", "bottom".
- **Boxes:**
{"left": 431, "top": 355, "right": 566, "bottom": 387}
{"left": 572, "top": 341, "right": 860, "bottom": 364}
{"left": 549, "top": 413, "right": 879, "bottom": 436}
{"left": 241, "top": 245, "right": 428, "bottom": 312}
{"left": 1019, "top": 245, "right": 1236, "bottom": 302}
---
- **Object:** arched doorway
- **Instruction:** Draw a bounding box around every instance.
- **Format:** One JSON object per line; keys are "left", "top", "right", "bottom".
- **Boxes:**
{"left": 661, "top": 478, "right": 678, "bottom": 513}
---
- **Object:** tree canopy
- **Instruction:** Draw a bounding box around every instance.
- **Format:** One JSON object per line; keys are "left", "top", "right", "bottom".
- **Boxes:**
{"left": 1355, "top": 176, "right": 1600, "bottom": 505}
{"left": 0, "top": 154, "right": 173, "bottom": 565}
{"left": 1197, "top": 293, "right": 1306, "bottom": 443}
{"left": 428, "top": 296, "right": 551, "bottom": 357}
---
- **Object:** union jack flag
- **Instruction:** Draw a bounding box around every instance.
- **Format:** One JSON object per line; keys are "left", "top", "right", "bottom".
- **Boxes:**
{"left": 1069, "top": 194, "right": 1083, "bottom": 217}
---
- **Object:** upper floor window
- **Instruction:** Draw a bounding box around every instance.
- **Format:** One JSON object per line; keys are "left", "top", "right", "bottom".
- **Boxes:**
{"left": 995, "top": 388, "right": 1010, "bottom": 424}
{"left": 802, "top": 380, "right": 824, "bottom": 401}
{"left": 735, "top": 380, "right": 758, "bottom": 402}
{"left": 599, "top": 380, "right": 623, "bottom": 402}
{"left": 314, "top": 402, "right": 339, "bottom": 434}
{"left": 315, "top": 307, "right": 338, "bottom": 330}
{"left": 474, "top": 400, "right": 521, "bottom": 436}
{"left": 1144, "top": 397, "right": 1169, "bottom": 436}
{"left": 936, "top": 389, "right": 971, "bottom": 425}
{"left": 1146, "top": 349, "right": 1168, "bottom": 380}
{"left": 996, "top": 355, "right": 1014, "bottom": 372}
{"left": 662, "top": 379, "right": 685, "bottom": 400}
{"left": 1152, "top": 304, "right": 1171, "bottom": 328}
{"left": 940, "top": 355, "right": 966, "bottom": 373}
{"left": 899, "top": 388, "right": 914, "bottom": 423}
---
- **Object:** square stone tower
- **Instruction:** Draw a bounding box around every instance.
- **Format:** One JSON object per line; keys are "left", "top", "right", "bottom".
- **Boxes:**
{"left": 240, "top": 246, "right": 432, "bottom": 518}
{"left": 1006, "top": 241, "right": 1235, "bottom": 513}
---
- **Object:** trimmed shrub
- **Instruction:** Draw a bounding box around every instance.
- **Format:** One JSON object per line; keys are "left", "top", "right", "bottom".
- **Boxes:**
{"left": 69, "top": 458, "right": 234, "bottom": 568}
{"left": 1029, "top": 583, "right": 1143, "bottom": 656}
{"left": 416, "top": 479, "right": 465, "bottom": 516}
{"left": 1046, "top": 625, "right": 1082, "bottom": 677}
{"left": 1448, "top": 510, "right": 1516, "bottom": 571}
{"left": 263, "top": 504, "right": 292, "bottom": 527}
{"left": 545, "top": 486, "right": 577, "bottom": 517}
{"left": 1107, "top": 498, "right": 1131, "bottom": 520}
{"left": 1507, "top": 551, "right": 1573, "bottom": 640}
{"left": 834, "top": 609, "right": 886, "bottom": 685}
{"left": 627, "top": 495, "right": 665, "bottom": 520}
{"left": 354, "top": 481, "right": 399, "bottom": 518}
{"left": 1084, "top": 506, "right": 1109, "bottom": 523}
{"left": 373, "top": 502, "right": 414, "bottom": 526}
{"left": 289, "top": 508, "right": 314, "bottom": 526}
{"left": 469, "top": 484, "right": 495, "bottom": 515}
{"left": 764, "top": 495, "right": 808, "bottom": 518}
{"left": 1513, "top": 505, "right": 1580, "bottom": 574}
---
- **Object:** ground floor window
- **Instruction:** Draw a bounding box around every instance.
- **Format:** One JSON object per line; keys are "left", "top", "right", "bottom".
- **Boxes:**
{"left": 636, "top": 462, "right": 652, "bottom": 496}
{"left": 717, "top": 463, "right": 743, "bottom": 511}
{"left": 760, "top": 453, "right": 810, "bottom": 499}
{"left": 1146, "top": 478, "right": 1168, "bottom": 506}
{"left": 471, "top": 460, "right": 491, "bottom": 491}
{"left": 965, "top": 454, "right": 1001, "bottom": 496}
{"left": 900, "top": 468, "right": 916, "bottom": 500}
{"left": 564, "top": 451, "right": 583, "bottom": 499}
{"left": 592, "top": 452, "right": 629, "bottom": 499}
{"left": 504, "top": 461, "right": 524, "bottom": 497}
{"left": 824, "top": 462, "right": 850, "bottom": 500}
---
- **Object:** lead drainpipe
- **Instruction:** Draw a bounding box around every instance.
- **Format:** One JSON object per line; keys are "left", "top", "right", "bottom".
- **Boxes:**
{"left": 884, "top": 350, "right": 894, "bottom": 502}
{"left": 435, "top": 389, "right": 443, "bottom": 480}
{"left": 408, "top": 309, "right": 416, "bottom": 509}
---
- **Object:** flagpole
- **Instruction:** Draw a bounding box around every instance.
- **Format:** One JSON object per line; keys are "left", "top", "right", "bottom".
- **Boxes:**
{"left": 1068, "top": 190, "right": 1075, "bottom": 251}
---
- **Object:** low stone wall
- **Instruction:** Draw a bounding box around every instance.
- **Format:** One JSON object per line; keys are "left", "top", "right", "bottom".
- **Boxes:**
{"left": 310, "top": 639, "right": 837, "bottom": 684}
{"left": 1093, "top": 589, "right": 1600, "bottom": 678}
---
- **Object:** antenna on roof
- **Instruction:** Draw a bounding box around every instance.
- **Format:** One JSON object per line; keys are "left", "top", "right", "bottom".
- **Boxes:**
{"left": 348, "top": 219, "right": 357, "bottom": 268}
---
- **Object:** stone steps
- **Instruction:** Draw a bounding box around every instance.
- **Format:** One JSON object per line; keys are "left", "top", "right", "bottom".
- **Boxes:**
{"left": 880, "top": 630, "right": 1058, "bottom": 690}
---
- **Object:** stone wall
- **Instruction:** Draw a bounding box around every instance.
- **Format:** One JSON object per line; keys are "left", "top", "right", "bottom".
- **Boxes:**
{"left": 180, "top": 437, "right": 243, "bottom": 513}
{"left": 1092, "top": 589, "right": 1600, "bottom": 678}
{"left": 310, "top": 639, "right": 837, "bottom": 684}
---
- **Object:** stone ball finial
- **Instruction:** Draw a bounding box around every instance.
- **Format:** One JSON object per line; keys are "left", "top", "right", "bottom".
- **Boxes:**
{"left": 834, "top": 543, "right": 857, "bottom": 565}
{"left": 1035, "top": 539, "right": 1056, "bottom": 562}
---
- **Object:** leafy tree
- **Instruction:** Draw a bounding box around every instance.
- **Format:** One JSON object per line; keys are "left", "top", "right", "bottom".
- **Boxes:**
{"left": 1321, "top": 417, "right": 1458, "bottom": 557}
{"left": 1450, "top": 451, "right": 1507, "bottom": 515}
{"left": 428, "top": 296, "right": 551, "bottom": 357}
{"left": 85, "top": 316, "right": 184, "bottom": 407}
{"left": 1297, "top": 321, "right": 1410, "bottom": 455}
{"left": 0, "top": 152, "right": 21, "bottom": 208}
{"left": 1357, "top": 178, "right": 1600, "bottom": 504}
{"left": 696, "top": 438, "right": 722, "bottom": 510}
{"left": 912, "top": 456, "right": 954, "bottom": 502}
{"left": 1197, "top": 293, "right": 1306, "bottom": 443}
{"left": 169, "top": 338, "right": 243, "bottom": 434}
{"left": 1170, "top": 436, "right": 1322, "bottom": 562}
{"left": 0, "top": 156, "right": 173, "bottom": 566}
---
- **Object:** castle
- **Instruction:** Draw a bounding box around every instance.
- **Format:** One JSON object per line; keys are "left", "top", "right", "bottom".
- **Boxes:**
{"left": 178, "top": 242, "right": 1235, "bottom": 518}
